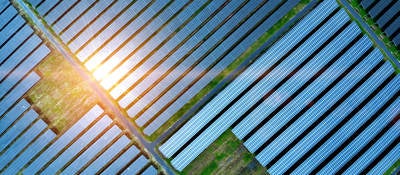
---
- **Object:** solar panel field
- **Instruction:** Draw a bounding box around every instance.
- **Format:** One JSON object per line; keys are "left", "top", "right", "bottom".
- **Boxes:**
{"left": 1, "top": 104, "right": 159, "bottom": 174}
{"left": 1, "top": 0, "right": 162, "bottom": 174}
{"left": 0, "top": 0, "right": 48, "bottom": 132}
{"left": 29, "top": 0, "right": 305, "bottom": 136}
{"left": 160, "top": 0, "right": 400, "bottom": 173}
{"left": 1, "top": 0, "right": 399, "bottom": 174}
{"left": 27, "top": 105, "right": 158, "bottom": 175}
{"left": 0, "top": 0, "right": 49, "bottom": 112}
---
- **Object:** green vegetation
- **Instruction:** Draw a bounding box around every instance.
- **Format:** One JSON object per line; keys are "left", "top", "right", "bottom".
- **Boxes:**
{"left": 27, "top": 52, "right": 99, "bottom": 133}
{"left": 181, "top": 130, "right": 267, "bottom": 175}
{"left": 385, "top": 159, "right": 400, "bottom": 175}
{"left": 148, "top": 0, "right": 312, "bottom": 141}
{"left": 345, "top": 0, "right": 400, "bottom": 73}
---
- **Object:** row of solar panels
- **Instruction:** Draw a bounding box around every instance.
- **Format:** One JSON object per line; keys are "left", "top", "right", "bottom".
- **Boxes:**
{"left": 160, "top": 0, "right": 400, "bottom": 173}
{"left": 360, "top": 0, "right": 400, "bottom": 47}
{"left": 1, "top": 1, "right": 159, "bottom": 174}
{"left": 29, "top": 0, "right": 302, "bottom": 135}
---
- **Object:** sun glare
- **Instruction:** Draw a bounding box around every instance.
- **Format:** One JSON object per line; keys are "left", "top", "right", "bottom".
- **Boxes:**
{"left": 90, "top": 58, "right": 130, "bottom": 98}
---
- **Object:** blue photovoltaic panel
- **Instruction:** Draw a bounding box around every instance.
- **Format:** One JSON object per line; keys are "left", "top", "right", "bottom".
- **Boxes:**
{"left": 0, "top": 1, "right": 10, "bottom": 13}
{"left": 319, "top": 98, "right": 400, "bottom": 174}
{"left": 0, "top": 24, "right": 32, "bottom": 63}
{"left": 0, "top": 109, "right": 37, "bottom": 152}
{"left": 0, "top": 2, "right": 164, "bottom": 173}
{"left": 265, "top": 57, "right": 382, "bottom": 172}
{"left": 369, "top": 0, "right": 390, "bottom": 18}
{"left": 0, "top": 5, "right": 17, "bottom": 28}
{"left": 74, "top": 1, "right": 167, "bottom": 61}
{"left": 94, "top": 0, "right": 206, "bottom": 83}
{"left": 0, "top": 16, "right": 25, "bottom": 44}
{"left": 394, "top": 34, "right": 400, "bottom": 45}
{"left": 369, "top": 143, "right": 400, "bottom": 175}
{"left": 82, "top": 1, "right": 152, "bottom": 68}
{"left": 52, "top": 0, "right": 96, "bottom": 32}
{"left": 243, "top": 34, "right": 370, "bottom": 152}
{"left": 292, "top": 75, "right": 399, "bottom": 174}
{"left": 0, "top": 119, "right": 46, "bottom": 170}
{"left": 3, "top": 129, "right": 55, "bottom": 174}
{"left": 0, "top": 45, "right": 49, "bottom": 98}
{"left": 121, "top": 155, "right": 148, "bottom": 175}
{"left": 42, "top": 115, "right": 112, "bottom": 174}
{"left": 377, "top": 1, "right": 400, "bottom": 27}
{"left": 141, "top": 166, "right": 158, "bottom": 175}
{"left": 0, "top": 35, "right": 40, "bottom": 81}
{"left": 65, "top": 0, "right": 128, "bottom": 49}
{"left": 44, "top": 0, "right": 78, "bottom": 25}
{"left": 239, "top": 23, "right": 359, "bottom": 151}
{"left": 360, "top": 0, "right": 374, "bottom": 9}
{"left": 361, "top": 0, "right": 400, "bottom": 47}
{"left": 0, "top": 99, "right": 30, "bottom": 134}
{"left": 62, "top": 125, "right": 121, "bottom": 174}
{"left": 24, "top": 105, "right": 101, "bottom": 173}
{"left": 82, "top": 135, "right": 131, "bottom": 174}
{"left": 36, "top": 0, "right": 58, "bottom": 16}
{"left": 344, "top": 121, "right": 400, "bottom": 174}
{"left": 258, "top": 40, "right": 378, "bottom": 159}
{"left": 102, "top": 145, "right": 140, "bottom": 174}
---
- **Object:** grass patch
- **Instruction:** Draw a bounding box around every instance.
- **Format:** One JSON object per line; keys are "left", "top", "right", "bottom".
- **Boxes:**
{"left": 346, "top": 0, "right": 400, "bottom": 73}
{"left": 181, "top": 130, "right": 267, "bottom": 175}
{"left": 148, "top": 0, "right": 312, "bottom": 142}
{"left": 385, "top": 159, "right": 400, "bottom": 175}
{"left": 26, "top": 51, "right": 99, "bottom": 133}
{"left": 243, "top": 152, "right": 253, "bottom": 164}
{"left": 200, "top": 162, "right": 218, "bottom": 175}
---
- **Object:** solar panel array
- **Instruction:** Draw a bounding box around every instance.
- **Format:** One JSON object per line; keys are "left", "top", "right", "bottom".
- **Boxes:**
{"left": 0, "top": 99, "right": 52, "bottom": 174}
{"left": 360, "top": 0, "right": 400, "bottom": 47}
{"left": 1, "top": 104, "right": 158, "bottom": 174}
{"left": 1, "top": 1, "right": 158, "bottom": 174}
{"left": 32, "top": 104, "right": 159, "bottom": 175}
{"left": 160, "top": 0, "right": 400, "bottom": 172}
{"left": 28, "top": 0, "right": 303, "bottom": 135}
{"left": 0, "top": 4, "right": 45, "bottom": 165}
{"left": 0, "top": 0, "right": 48, "bottom": 124}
